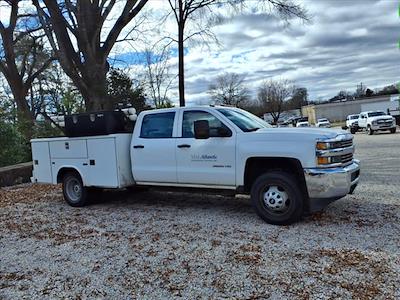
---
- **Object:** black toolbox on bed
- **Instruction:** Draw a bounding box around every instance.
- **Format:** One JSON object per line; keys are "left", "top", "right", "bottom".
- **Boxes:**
{"left": 64, "top": 111, "right": 129, "bottom": 137}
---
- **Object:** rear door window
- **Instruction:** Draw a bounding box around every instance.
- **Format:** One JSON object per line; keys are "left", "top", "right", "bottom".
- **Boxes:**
{"left": 140, "top": 112, "right": 175, "bottom": 138}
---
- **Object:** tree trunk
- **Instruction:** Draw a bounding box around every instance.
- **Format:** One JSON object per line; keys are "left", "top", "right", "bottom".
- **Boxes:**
{"left": 82, "top": 62, "right": 110, "bottom": 111}
{"left": 178, "top": 22, "right": 185, "bottom": 107}
{"left": 8, "top": 79, "right": 34, "bottom": 139}
{"left": 15, "top": 95, "right": 34, "bottom": 140}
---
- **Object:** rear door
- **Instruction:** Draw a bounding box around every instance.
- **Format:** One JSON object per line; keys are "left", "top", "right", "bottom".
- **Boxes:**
{"left": 176, "top": 109, "right": 236, "bottom": 186}
{"left": 131, "top": 111, "right": 178, "bottom": 183}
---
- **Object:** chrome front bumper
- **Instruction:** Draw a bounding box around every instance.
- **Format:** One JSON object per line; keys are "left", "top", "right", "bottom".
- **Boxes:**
{"left": 303, "top": 160, "right": 360, "bottom": 211}
{"left": 370, "top": 124, "right": 396, "bottom": 130}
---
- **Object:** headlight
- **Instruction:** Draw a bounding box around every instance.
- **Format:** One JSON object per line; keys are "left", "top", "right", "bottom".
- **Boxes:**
{"left": 317, "top": 141, "right": 343, "bottom": 150}
{"left": 372, "top": 121, "right": 378, "bottom": 125}
{"left": 316, "top": 142, "right": 329, "bottom": 150}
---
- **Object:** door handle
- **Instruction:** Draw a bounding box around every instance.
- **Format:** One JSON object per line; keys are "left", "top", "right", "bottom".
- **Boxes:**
{"left": 133, "top": 145, "right": 144, "bottom": 149}
{"left": 177, "top": 144, "right": 191, "bottom": 148}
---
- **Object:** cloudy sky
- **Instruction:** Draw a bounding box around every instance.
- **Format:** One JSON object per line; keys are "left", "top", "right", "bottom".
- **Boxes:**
{"left": 1, "top": 0, "right": 399, "bottom": 106}
{"left": 116, "top": 0, "right": 399, "bottom": 106}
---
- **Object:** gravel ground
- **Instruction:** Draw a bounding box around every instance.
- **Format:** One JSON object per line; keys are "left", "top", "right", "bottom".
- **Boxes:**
{"left": 1, "top": 131, "right": 399, "bottom": 299}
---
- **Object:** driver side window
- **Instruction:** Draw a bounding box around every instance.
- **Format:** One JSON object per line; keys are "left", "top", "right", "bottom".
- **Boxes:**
{"left": 182, "top": 110, "right": 231, "bottom": 138}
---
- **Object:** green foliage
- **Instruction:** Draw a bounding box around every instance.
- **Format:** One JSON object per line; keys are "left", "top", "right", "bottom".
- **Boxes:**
{"left": 33, "top": 121, "right": 64, "bottom": 139}
{"left": 0, "top": 118, "right": 65, "bottom": 167}
{"left": 0, "top": 119, "right": 30, "bottom": 167}
{"left": 107, "top": 68, "right": 149, "bottom": 112}
{"left": 57, "top": 88, "right": 85, "bottom": 115}
{"left": 156, "top": 101, "right": 174, "bottom": 109}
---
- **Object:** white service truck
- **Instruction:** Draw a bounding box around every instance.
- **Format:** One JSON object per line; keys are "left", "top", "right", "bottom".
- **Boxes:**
{"left": 31, "top": 106, "right": 360, "bottom": 225}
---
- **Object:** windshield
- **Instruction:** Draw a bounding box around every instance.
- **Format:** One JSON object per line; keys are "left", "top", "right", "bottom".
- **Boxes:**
{"left": 350, "top": 115, "right": 359, "bottom": 119}
{"left": 217, "top": 108, "right": 271, "bottom": 132}
{"left": 368, "top": 111, "right": 386, "bottom": 117}
{"left": 318, "top": 119, "right": 328, "bottom": 122}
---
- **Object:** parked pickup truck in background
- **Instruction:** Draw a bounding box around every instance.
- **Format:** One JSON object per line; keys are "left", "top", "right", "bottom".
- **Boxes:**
{"left": 316, "top": 118, "right": 331, "bottom": 128}
{"left": 358, "top": 111, "right": 397, "bottom": 135}
{"left": 31, "top": 106, "right": 360, "bottom": 225}
{"left": 346, "top": 114, "right": 360, "bottom": 134}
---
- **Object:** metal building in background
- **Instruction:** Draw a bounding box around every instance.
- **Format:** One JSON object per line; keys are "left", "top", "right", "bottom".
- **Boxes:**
{"left": 302, "top": 95, "right": 399, "bottom": 124}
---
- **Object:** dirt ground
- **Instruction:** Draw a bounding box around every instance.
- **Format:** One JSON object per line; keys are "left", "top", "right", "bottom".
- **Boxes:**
{"left": 1, "top": 131, "right": 399, "bottom": 299}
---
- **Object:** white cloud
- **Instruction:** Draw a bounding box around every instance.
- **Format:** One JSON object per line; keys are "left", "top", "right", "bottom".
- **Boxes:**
{"left": 1, "top": 0, "right": 398, "bottom": 107}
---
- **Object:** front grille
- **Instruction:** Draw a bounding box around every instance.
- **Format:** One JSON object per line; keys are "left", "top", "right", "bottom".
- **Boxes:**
{"left": 376, "top": 119, "right": 393, "bottom": 127}
{"left": 317, "top": 136, "right": 354, "bottom": 167}
{"left": 341, "top": 152, "right": 353, "bottom": 164}
{"left": 337, "top": 139, "right": 353, "bottom": 148}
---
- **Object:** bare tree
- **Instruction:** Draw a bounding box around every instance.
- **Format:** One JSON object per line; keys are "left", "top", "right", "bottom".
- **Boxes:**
{"left": 143, "top": 46, "right": 175, "bottom": 108}
{"left": 208, "top": 72, "right": 250, "bottom": 107}
{"left": 355, "top": 82, "right": 366, "bottom": 98}
{"left": 258, "top": 79, "right": 294, "bottom": 124}
{"left": 32, "top": 0, "right": 149, "bottom": 111}
{"left": 0, "top": 0, "right": 53, "bottom": 137}
{"left": 165, "top": 0, "right": 309, "bottom": 107}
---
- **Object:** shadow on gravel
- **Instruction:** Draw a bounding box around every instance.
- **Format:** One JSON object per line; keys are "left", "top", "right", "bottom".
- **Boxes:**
{"left": 89, "top": 189, "right": 254, "bottom": 215}
{"left": 85, "top": 189, "right": 400, "bottom": 227}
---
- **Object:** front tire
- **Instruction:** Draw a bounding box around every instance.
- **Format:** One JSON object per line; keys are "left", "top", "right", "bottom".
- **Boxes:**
{"left": 250, "top": 171, "right": 304, "bottom": 225}
{"left": 367, "top": 126, "right": 374, "bottom": 135}
{"left": 62, "top": 172, "right": 89, "bottom": 207}
{"left": 350, "top": 127, "right": 357, "bottom": 134}
{"left": 390, "top": 127, "right": 396, "bottom": 134}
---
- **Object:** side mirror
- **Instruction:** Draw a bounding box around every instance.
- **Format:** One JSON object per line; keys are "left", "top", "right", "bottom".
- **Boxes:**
{"left": 194, "top": 120, "right": 209, "bottom": 139}
{"left": 217, "top": 126, "right": 232, "bottom": 137}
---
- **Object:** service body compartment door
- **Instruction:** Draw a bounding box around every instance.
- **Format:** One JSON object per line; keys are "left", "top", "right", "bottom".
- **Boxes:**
{"left": 86, "top": 138, "right": 119, "bottom": 187}
{"left": 31, "top": 142, "right": 52, "bottom": 183}
{"left": 49, "top": 140, "right": 87, "bottom": 159}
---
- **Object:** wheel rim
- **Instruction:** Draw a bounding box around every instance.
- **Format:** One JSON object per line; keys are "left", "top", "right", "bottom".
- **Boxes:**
{"left": 65, "top": 177, "right": 82, "bottom": 203}
{"left": 262, "top": 185, "right": 290, "bottom": 214}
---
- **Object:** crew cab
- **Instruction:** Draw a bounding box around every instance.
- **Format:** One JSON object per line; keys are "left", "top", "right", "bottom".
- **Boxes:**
{"left": 346, "top": 114, "right": 360, "bottom": 134}
{"left": 316, "top": 118, "right": 331, "bottom": 128}
{"left": 31, "top": 106, "right": 360, "bottom": 225}
{"left": 358, "top": 111, "right": 396, "bottom": 135}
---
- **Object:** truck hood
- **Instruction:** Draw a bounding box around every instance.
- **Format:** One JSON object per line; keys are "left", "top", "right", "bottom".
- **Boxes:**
{"left": 255, "top": 127, "right": 346, "bottom": 139}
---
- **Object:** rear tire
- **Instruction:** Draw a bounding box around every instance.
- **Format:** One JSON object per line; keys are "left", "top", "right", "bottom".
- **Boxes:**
{"left": 350, "top": 127, "right": 357, "bottom": 134}
{"left": 367, "top": 126, "right": 374, "bottom": 135}
{"left": 390, "top": 128, "right": 396, "bottom": 134}
{"left": 250, "top": 171, "right": 304, "bottom": 225}
{"left": 62, "top": 172, "right": 89, "bottom": 207}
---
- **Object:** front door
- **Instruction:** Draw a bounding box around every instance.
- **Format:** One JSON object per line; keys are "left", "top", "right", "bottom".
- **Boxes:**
{"left": 176, "top": 110, "right": 236, "bottom": 186}
{"left": 131, "top": 111, "right": 177, "bottom": 183}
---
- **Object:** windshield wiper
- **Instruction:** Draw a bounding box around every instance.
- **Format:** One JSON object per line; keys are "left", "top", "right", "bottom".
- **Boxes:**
{"left": 247, "top": 127, "right": 260, "bottom": 132}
